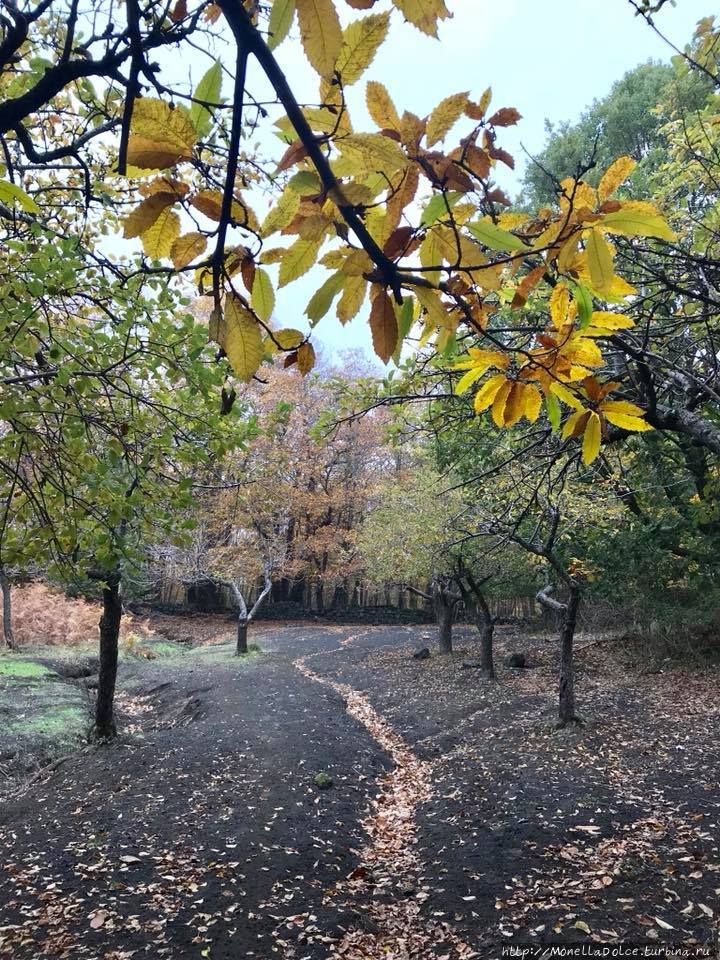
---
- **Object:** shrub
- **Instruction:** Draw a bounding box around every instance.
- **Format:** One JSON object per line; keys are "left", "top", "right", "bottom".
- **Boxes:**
{"left": 0, "top": 581, "right": 149, "bottom": 648}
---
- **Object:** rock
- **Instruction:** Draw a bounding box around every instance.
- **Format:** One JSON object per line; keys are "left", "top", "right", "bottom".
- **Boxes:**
{"left": 313, "top": 772, "right": 334, "bottom": 790}
{"left": 413, "top": 647, "right": 430, "bottom": 660}
{"left": 505, "top": 652, "right": 526, "bottom": 668}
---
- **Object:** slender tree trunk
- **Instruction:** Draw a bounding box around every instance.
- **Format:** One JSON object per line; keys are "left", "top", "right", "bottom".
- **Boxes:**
{"left": 93, "top": 571, "right": 122, "bottom": 741}
{"left": 0, "top": 568, "right": 15, "bottom": 649}
{"left": 558, "top": 587, "right": 580, "bottom": 726}
{"left": 236, "top": 617, "right": 248, "bottom": 656}
{"left": 479, "top": 620, "right": 495, "bottom": 679}
{"left": 435, "top": 594, "right": 454, "bottom": 654}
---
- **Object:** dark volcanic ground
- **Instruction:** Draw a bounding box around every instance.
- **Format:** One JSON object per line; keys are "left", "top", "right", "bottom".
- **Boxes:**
{"left": 0, "top": 622, "right": 718, "bottom": 959}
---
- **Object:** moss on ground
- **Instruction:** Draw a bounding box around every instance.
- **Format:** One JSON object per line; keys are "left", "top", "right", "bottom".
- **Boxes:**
{"left": 192, "top": 640, "right": 263, "bottom": 664}
{"left": 8, "top": 703, "right": 87, "bottom": 739}
{"left": 0, "top": 656, "right": 53, "bottom": 680}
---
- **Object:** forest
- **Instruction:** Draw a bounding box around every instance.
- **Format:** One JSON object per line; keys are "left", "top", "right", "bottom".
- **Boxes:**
{"left": 0, "top": 0, "right": 719, "bottom": 957}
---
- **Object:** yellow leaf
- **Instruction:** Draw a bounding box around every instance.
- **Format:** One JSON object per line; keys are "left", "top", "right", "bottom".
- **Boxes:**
{"left": 562, "top": 409, "right": 589, "bottom": 440}
{"left": 601, "top": 201, "right": 677, "bottom": 242}
{"left": 0, "top": 179, "right": 39, "bottom": 213}
{"left": 549, "top": 283, "right": 570, "bottom": 330}
{"left": 491, "top": 379, "right": 513, "bottom": 427}
{"left": 600, "top": 399, "right": 645, "bottom": 418}
{"left": 588, "top": 311, "right": 634, "bottom": 330}
{"left": 503, "top": 383, "right": 526, "bottom": 427}
{"left": 564, "top": 337, "right": 603, "bottom": 368}
{"left": 456, "top": 364, "right": 490, "bottom": 395}
{"left": 574, "top": 921, "right": 592, "bottom": 935}
{"left": 366, "top": 80, "right": 400, "bottom": 131}
{"left": 335, "top": 12, "right": 389, "bottom": 85}
{"left": 295, "top": 0, "right": 343, "bottom": 77}
{"left": 414, "top": 285, "right": 448, "bottom": 327}
{"left": 426, "top": 91, "right": 469, "bottom": 148}
{"left": 585, "top": 227, "right": 614, "bottom": 295}
{"left": 368, "top": 288, "right": 398, "bottom": 363}
{"left": 602, "top": 410, "right": 653, "bottom": 432}
{"left": 392, "top": 0, "right": 451, "bottom": 37}
{"left": 251, "top": 267, "right": 275, "bottom": 322}
{"left": 278, "top": 238, "right": 322, "bottom": 287}
{"left": 473, "top": 374, "right": 506, "bottom": 413}
{"left": 170, "top": 231, "right": 207, "bottom": 269}
{"left": 334, "top": 133, "right": 408, "bottom": 178}
{"left": 125, "top": 137, "right": 184, "bottom": 171}
{"left": 582, "top": 412, "right": 602, "bottom": 465}
{"left": 223, "top": 295, "right": 263, "bottom": 382}
{"left": 130, "top": 98, "right": 197, "bottom": 154}
{"left": 260, "top": 186, "right": 302, "bottom": 237}
{"left": 522, "top": 383, "right": 542, "bottom": 422}
{"left": 272, "top": 328, "right": 305, "bottom": 350}
{"left": 141, "top": 207, "right": 180, "bottom": 258}
{"left": 337, "top": 275, "right": 367, "bottom": 324}
{"left": 598, "top": 155, "right": 636, "bottom": 202}
{"left": 297, "top": 341, "right": 316, "bottom": 375}
{"left": 550, "top": 381, "right": 585, "bottom": 410}
{"left": 123, "top": 192, "right": 176, "bottom": 239}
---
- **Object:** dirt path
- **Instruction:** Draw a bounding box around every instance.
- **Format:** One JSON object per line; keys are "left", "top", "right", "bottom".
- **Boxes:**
{"left": 0, "top": 623, "right": 719, "bottom": 959}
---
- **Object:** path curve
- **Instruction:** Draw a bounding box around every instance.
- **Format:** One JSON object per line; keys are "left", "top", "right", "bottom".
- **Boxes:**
{"left": 295, "top": 634, "right": 479, "bottom": 959}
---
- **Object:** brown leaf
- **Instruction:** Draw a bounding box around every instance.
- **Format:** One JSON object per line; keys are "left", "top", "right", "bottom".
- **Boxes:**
{"left": 122, "top": 192, "right": 177, "bottom": 239}
{"left": 169, "top": 0, "right": 187, "bottom": 22}
{"left": 297, "top": 341, "right": 316, "bottom": 376}
{"left": 240, "top": 256, "right": 256, "bottom": 293}
{"left": 488, "top": 144, "right": 515, "bottom": 169}
{"left": 368, "top": 289, "right": 398, "bottom": 364}
{"left": 277, "top": 139, "right": 309, "bottom": 173}
{"left": 383, "top": 226, "right": 414, "bottom": 259}
{"left": 488, "top": 107, "right": 522, "bottom": 127}
{"left": 511, "top": 265, "right": 546, "bottom": 308}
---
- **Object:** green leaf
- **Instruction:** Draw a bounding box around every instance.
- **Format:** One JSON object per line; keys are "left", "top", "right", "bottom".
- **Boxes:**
{"left": 392, "top": 297, "right": 415, "bottom": 364}
{"left": 288, "top": 170, "right": 322, "bottom": 195}
{"left": 251, "top": 268, "right": 275, "bottom": 323}
{"left": 305, "top": 271, "right": 344, "bottom": 324}
{"left": 466, "top": 219, "right": 527, "bottom": 252}
{"left": 420, "top": 191, "right": 461, "bottom": 227}
{"left": 268, "top": 0, "right": 296, "bottom": 51}
{"left": 190, "top": 61, "right": 222, "bottom": 138}
{"left": 571, "top": 282, "right": 594, "bottom": 329}
{"left": 0, "top": 180, "right": 39, "bottom": 214}
{"left": 545, "top": 391, "right": 561, "bottom": 432}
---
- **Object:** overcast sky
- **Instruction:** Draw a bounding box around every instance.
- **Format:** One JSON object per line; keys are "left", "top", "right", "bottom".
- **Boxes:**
{"left": 211, "top": 0, "right": 713, "bottom": 364}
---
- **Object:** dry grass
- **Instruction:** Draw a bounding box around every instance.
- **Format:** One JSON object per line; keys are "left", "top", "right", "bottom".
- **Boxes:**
{"left": 0, "top": 582, "right": 150, "bottom": 649}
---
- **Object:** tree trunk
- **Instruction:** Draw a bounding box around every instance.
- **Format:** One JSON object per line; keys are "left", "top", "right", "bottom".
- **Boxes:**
{"left": 0, "top": 568, "right": 15, "bottom": 649}
{"left": 93, "top": 571, "right": 122, "bottom": 741}
{"left": 236, "top": 617, "right": 248, "bottom": 656}
{"left": 435, "top": 595, "right": 454, "bottom": 654}
{"left": 558, "top": 588, "right": 580, "bottom": 726}
{"left": 479, "top": 621, "right": 495, "bottom": 679}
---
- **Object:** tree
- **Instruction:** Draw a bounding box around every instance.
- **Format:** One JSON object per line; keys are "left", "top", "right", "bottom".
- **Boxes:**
{"left": 0, "top": 228, "right": 245, "bottom": 736}
{"left": 1, "top": 0, "right": 675, "bottom": 452}
{"left": 358, "top": 463, "right": 488, "bottom": 655}
{"left": 521, "top": 61, "right": 710, "bottom": 208}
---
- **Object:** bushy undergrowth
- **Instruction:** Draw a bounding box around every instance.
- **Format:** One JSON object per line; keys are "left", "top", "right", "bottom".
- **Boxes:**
{"left": 0, "top": 582, "right": 148, "bottom": 648}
